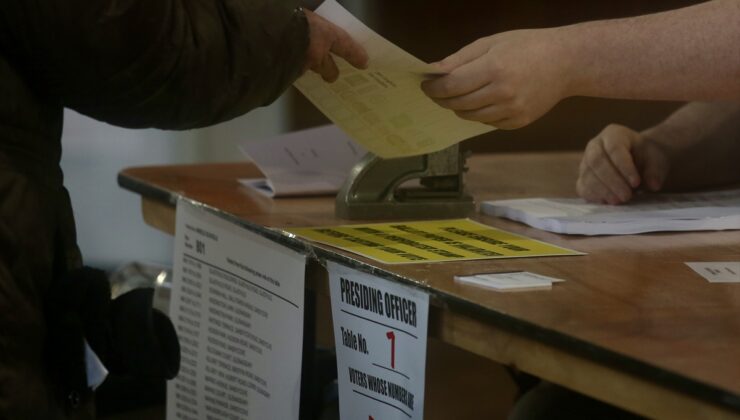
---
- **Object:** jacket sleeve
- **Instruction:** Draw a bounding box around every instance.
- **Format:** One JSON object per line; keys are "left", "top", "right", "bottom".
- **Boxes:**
{"left": 0, "top": 0, "right": 309, "bottom": 129}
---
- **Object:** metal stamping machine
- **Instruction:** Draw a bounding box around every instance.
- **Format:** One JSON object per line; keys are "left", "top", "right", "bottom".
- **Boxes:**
{"left": 335, "top": 145, "right": 475, "bottom": 220}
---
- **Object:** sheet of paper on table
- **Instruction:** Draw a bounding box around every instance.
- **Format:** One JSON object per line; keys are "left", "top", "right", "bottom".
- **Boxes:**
{"left": 454, "top": 271, "right": 565, "bottom": 292}
{"left": 481, "top": 188, "right": 740, "bottom": 235}
{"left": 287, "top": 218, "right": 583, "bottom": 265}
{"left": 686, "top": 262, "right": 740, "bottom": 283}
{"left": 294, "top": 0, "right": 493, "bottom": 158}
{"left": 238, "top": 125, "right": 365, "bottom": 197}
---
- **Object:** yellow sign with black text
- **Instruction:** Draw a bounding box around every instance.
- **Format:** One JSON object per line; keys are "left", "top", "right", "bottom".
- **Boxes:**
{"left": 287, "top": 219, "right": 583, "bottom": 264}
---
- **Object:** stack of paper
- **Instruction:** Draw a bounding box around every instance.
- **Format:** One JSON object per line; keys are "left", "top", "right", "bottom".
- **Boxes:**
{"left": 454, "top": 271, "right": 564, "bottom": 292}
{"left": 238, "top": 125, "right": 364, "bottom": 197}
{"left": 480, "top": 189, "right": 740, "bottom": 235}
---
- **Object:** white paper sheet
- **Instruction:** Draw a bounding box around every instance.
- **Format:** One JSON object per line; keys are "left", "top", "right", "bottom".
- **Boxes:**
{"left": 167, "top": 200, "right": 307, "bottom": 420}
{"left": 481, "top": 188, "right": 740, "bottom": 235}
{"left": 454, "top": 271, "right": 564, "bottom": 291}
{"left": 84, "top": 340, "right": 108, "bottom": 390}
{"left": 294, "top": 0, "right": 493, "bottom": 158}
{"left": 238, "top": 125, "right": 364, "bottom": 197}
{"left": 328, "top": 262, "right": 429, "bottom": 420}
{"left": 686, "top": 262, "right": 740, "bottom": 283}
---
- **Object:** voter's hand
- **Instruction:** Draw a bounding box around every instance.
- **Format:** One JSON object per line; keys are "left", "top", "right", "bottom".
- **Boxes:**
{"left": 577, "top": 124, "right": 670, "bottom": 205}
{"left": 421, "top": 29, "right": 570, "bottom": 129}
{"left": 304, "top": 9, "right": 368, "bottom": 82}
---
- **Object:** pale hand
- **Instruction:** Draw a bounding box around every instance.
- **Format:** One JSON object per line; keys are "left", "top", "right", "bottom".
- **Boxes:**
{"left": 577, "top": 124, "right": 670, "bottom": 205}
{"left": 304, "top": 9, "right": 368, "bottom": 82}
{"left": 421, "top": 29, "right": 571, "bottom": 129}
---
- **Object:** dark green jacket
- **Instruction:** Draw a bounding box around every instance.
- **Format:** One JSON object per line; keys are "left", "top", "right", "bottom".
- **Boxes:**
{"left": 0, "top": 1, "right": 308, "bottom": 418}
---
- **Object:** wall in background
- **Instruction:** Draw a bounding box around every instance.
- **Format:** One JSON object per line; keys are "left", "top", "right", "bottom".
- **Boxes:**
{"left": 61, "top": 96, "right": 290, "bottom": 270}
{"left": 60, "top": 0, "right": 368, "bottom": 271}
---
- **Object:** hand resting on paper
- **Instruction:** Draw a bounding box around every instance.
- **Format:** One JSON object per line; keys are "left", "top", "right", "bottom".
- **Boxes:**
{"left": 576, "top": 124, "right": 670, "bottom": 205}
{"left": 577, "top": 102, "right": 740, "bottom": 205}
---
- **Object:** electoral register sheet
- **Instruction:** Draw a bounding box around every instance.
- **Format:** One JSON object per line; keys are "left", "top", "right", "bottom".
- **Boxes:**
{"left": 167, "top": 200, "right": 307, "bottom": 420}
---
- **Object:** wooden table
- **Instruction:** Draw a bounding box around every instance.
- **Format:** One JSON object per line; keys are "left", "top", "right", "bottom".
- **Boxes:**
{"left": 119, "top": 152, "right": 740, "bottom": 419}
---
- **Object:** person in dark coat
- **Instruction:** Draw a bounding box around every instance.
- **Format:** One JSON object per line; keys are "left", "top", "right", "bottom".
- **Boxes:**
{"left": 0, "top": 1, "right": 367, "bottom": 418}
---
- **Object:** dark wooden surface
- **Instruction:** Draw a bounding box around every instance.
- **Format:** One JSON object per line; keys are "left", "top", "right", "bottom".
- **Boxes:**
{"left": 119, "top": 152, "right": 740, "bottom": 415}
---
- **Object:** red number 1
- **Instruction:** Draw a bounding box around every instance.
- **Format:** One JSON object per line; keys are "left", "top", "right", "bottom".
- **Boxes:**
{"left": 386, "top": 331, "right": 396, "bottom": 369}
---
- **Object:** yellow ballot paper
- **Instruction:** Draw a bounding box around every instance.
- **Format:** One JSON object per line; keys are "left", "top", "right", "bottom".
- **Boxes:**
{"left": 294, "top": 0, "right": 493, "bottom": 158}
{"left": 287, "top": 219, "right": 583, "bottom": 264}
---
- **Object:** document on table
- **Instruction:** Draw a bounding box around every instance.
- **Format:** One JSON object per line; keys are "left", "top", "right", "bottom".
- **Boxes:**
{"left": 287, "top": 218, "right": 583, "bottom": 265}
{"left": 294, "top": 0, "right": 493, "bottom": 158}
{"left": 167, "top": 200, "right": 307, "bottom": 420}
{"left": 481, "top": 188, "right": 740, "bottom": 235}
{"left": 686, "top": 262, "right": 740, "bottom": 283}
{"left": 238, "top": 125, "right": 365, "bottom": 197}
{"left": 328, "top": 262, "right": 429, "bottom": 420}
{"left": 454, "top": 271, "right": 565, "bottom": 292}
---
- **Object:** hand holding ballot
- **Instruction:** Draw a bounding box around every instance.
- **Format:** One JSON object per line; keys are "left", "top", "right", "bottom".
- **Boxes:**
{"left": 421, "top": 30, "right": 568, "bottom": 130}
{"left": 294, "top": 0, "right": 492, "bottom": 159}
{"left": 423, "top": 1, "right": 740, "bottom": 129}
{"left": 304, "top": 8, "right": 368, "bottom": 82}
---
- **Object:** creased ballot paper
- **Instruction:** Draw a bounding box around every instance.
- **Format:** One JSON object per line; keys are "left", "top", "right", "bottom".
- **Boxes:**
{"left": 481, "top": 188, "right": 740, "bottom": 235}
{"left": 328, "top": 261, "right": 430, "bottom": 420}
{"left": 294, "top": 0, "right": 493, "bottom": 158}
{"left": 167, "top": 200, "right": 307, "bottom": 420}
{"left": 238, "top": 125, "right": 365, "bottom": 197}
{"left": 686, "top": 262, "right": 740, "bottom": 283}
{"left": 287, "top": 218, "right": 582, "bottom": 265}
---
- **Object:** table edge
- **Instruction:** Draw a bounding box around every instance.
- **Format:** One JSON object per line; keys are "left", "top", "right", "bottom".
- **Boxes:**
{"left": 118, "top": 167, "right": 740, "bottom": 414}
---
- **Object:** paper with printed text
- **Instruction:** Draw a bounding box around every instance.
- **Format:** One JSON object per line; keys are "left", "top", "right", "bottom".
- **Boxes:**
{"left": 167, "top": 200, "right": 307, "bottom": 420}
{"left": 294, "top": 0, "right": 493, "bottom": 158}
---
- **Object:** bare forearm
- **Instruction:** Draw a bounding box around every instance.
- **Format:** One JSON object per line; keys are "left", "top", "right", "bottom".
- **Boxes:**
{"left": 644, "top": 102, "right": 740, "bottom": 189}
{"left": 563, "top": 0, "right": 740, "bottom": 101}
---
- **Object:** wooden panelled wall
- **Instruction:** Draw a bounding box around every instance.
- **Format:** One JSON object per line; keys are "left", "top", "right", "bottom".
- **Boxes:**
{"left": 289, "top": 0, "right": 701, "bottom": 152}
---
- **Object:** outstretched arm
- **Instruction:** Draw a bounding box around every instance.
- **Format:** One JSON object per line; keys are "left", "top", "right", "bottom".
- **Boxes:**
{"left": 0, "top": 0, "right": 366, "bottom": 130}
{"left": 423, "top": 0, "right": 740, "bottom": 129}
{"left": 642, "top": 102, "right": 740, "bottom": 190}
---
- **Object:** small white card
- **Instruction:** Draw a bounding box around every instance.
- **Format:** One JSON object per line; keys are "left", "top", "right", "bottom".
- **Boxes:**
{"left": 454, "top": 271, "right": 564, "bottom": 291}
{"left": 686, "top": 262, "right": 740, "bottom": 283}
